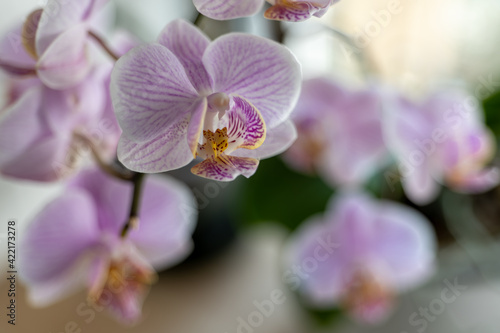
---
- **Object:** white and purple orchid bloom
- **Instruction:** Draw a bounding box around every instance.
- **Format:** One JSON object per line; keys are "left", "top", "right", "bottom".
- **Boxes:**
{"left": 0, "top": 0, "right": 110, "bottom": 89}
{"left": 19, "top": 168, "right": 197, "bottom": 323}
{"left": 286, "top": 192, "right": 436, "bottom": 324}
{"left": 284, "top": 77, "right": 389, "bottom": 187}
{"left": 193, "top": 0, "right": 339, "bottom": 22}
{"left": 384, "top": 90, "right": 499, "bottom": 205}
{"left": 111, "top": 19, "right": 301, "bottom": 181}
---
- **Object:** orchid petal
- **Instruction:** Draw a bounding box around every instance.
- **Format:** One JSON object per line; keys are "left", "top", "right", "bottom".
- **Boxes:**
{"left": 157, "top": 19, "right": 212, "bottom": 94}
{"left": 36, "top": 0, "right": 108, "bottom": 54}
{"left": 2, "top": 134, "right": 71, "bottom": 182}
{"left": 370, "top": 200, "right": 437, "bottom": 291}
{"left": 232, "top": 119, "right": 297, "bottom": 159}
{"left": 0, "top": 24, "right": 36, "bottom": 75}
{"left": 19, "top": 190, "right": 99, "bottom": 296}
{"left": 227, "top": 95, "right": 266, "bottom": 150}
{"left": 0, "top": 86, "right": 44, "bottom": 167}
{"left": 36, "top": 25, "right": 91, "bottom": 89}
{"left": 265, "top": 0, "right": 319, "bottom": 22}
{"left": 191, "top": 154, "right": 259, "bottom": 181}
{"left": 193, "top": 0, "right": 264, "bottom": 20}
{"left": 203, "top": 33, "right": 301, "bottom": 128}
{"left": 117, "top": 98, "right": 207, "bottom": 173}
{"left": 111, "top": 43, "right": 200, "bottom": 142}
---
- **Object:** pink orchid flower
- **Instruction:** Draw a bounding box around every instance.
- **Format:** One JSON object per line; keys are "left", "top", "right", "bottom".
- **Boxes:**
{"left": 284, "top": 78, "right": 389, "bottom": 187}
{"left": 19, "top": 168, "right": 197, "bottom": 323}
{"left": 0, "top": 0, "right": 109, "bottom": 89}
{"left": 384, "top": 90, "right": 499, "bottom": 205}
{"left": 0, "top": 25, "right": 140, "bottom": 182}
{"left": 193, "top": 0, "right": 339, "bottom": 21}
{"left": 111, "top": 19, "right": 301, "bottom": 181}
{"left": 286, "top": 192, "right": 436, "bottom": 324}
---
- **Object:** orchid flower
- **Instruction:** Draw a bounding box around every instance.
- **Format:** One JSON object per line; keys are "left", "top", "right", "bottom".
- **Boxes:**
{"left": 0, "top": 0, "right": 110, "bottom": 89}
{"left": 286, "top": 192, "right": 436, "bottom": 324}
{"left": 111, "top": 19, "right": 301, "bottom": 181}
{"left": 384, "top": 91, "right": 499, "bottom": 205}
{"left": 0, "top": 64, "right": 119, "bottom": 181}
{"left": 284, "top": 78, "right": 389, "bottom": 187}
{"left": 193, "top": 0, "right": 339, "bottom": 22}
{"left": 19, "top": 168, "right": 197, "bottom": 323}
{"left": 0, "top": 24, "right": 139, "bottom": 182}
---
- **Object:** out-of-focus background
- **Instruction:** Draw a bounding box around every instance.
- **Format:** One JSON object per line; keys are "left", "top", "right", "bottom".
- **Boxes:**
{"left": 2, "top": 0, "right": 500, "bottom": 332}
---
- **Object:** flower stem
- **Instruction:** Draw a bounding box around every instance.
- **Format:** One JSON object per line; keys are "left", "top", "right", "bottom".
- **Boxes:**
{"left": 88, "top": 30, "right": 120, "bottom": 61}
{"left": 74, "top": 132, "right": 135, "bottom": 181}
{"left": 121, "top": 173, "right": 146, "bottom": 238}
{"left": 193, "top": 12, "right": 204, "bottom": 27}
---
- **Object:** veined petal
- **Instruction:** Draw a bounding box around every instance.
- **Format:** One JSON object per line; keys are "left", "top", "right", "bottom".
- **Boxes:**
{"left": 187, "top": 98, "right": 208, "bottom": 157}
{"left": 157, "top": 19, "right": 212, "bottom": 94}
{"left": 265, "top": 0, "right": 320, "bottom": 22}
{"left": 111, "top": 43, "right": 200, "bottom": 142}
{"left": 227, "top": 95, "right": 266, "bottom": 151}
{"left": 191, "top": 154, "right": 259, "bottom": 181}
{"left": 36, "top": 24, "right": 91, "bottom": 89}
{"left": 19, "top": 190, "right": 100, "bottom": 288}
{"left": 117, "top": 117, "right": 192, "bottom": 173}
{"left": 203, "top": 33, "right": 301, "bottom": 128}
{"left": 193, "top": 0, "right": 264, "bottom": 20}
{"left": 232, "top": 119, "right": 297, "bottom": 159}
{"left": 129, "top": 175, "right": 198, "bottom": 270}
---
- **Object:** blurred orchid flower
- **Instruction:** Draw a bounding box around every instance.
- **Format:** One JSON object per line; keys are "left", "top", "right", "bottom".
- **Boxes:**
{"left": 0, "top": 25, "right": 139, "bottom": 182}
{"left": 193, "top": 0, "right": 339, "bottom": 21}
{"left": 0, "top": 64, "right": 119, "bottom": 181}
{"left": 384, "top": 91, "right": 499, "bottom": 205}
{"left": 111, "top": 19, "right": 301, "bottom": 181}
{"left": 286, "top": 192, "right": 436, "bottom": 324}
{"left": 0, "top": 0, "right": 110, "bottom": 89}
{"left": 19, "top": 168, "right": 197, "bottom": 323}
{"left": 284, "top": 77, "right": 389, "bottom": 187}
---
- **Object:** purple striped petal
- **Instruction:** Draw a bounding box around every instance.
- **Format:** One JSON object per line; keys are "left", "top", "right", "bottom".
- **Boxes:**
{"left": 36, "top": 25, "right": 91, "bottom": 89}
{"left": 157, "top": 19, "right": 212, "bottom": 94}
{"left": 231, "top": 119, "right": 297, "bottom": 159}
{"left": 117, "top": 98, "right": 207, "bottom": 173}
{"left": 227, "top": 95, "right": 266, "bottom": 150}
{"left": 19, "top": 190, "right": 99, "bottom": 293}
{"left": 111, "top": 43, "right": 200, "bottom": 142}
{"left": 129, "top": 175, "right": 197, "bottom": 269}
{"left": 203, "top": 33, "right": 301, "bottom": 128}
{"left": 191, "top": 154, "right": 259, "bottom": 181}
{"left": 193, "top": 0, "right": 264, "bottom": 20}
{"left": 265, "top": 0, "right": 336, "bottom": 21}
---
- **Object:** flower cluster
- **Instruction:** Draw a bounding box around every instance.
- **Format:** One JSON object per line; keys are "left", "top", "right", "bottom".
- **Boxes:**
{"left": 285, "top": 77, "right": 499, "bottom": 205}
{"left": 0, "top": 0, "right": 496, "bottom": 328}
